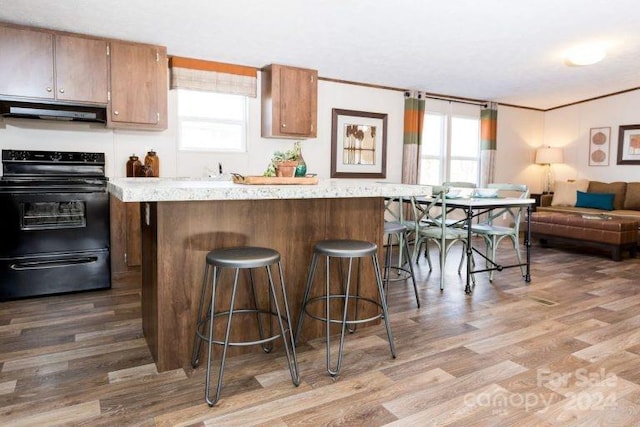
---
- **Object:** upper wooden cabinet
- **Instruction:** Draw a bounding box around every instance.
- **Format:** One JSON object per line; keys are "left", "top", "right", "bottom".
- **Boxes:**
{"left": 261, "top": 64, "right": 317, "bottom": 138}
{"left": 0, "top": 25, "right": 108, "bottom": 104}
{"left": 56, "top": 35, "right": 108, "bottom": 104}
{"left": 108, "top": 41, "right": 167, "bottom": 130}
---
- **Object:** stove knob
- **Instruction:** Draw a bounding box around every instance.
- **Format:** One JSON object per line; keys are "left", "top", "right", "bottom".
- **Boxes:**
{"left": 20, "top": 151, "right": 29, "bottom": 160}
{"left": 51, "top": 152, "right": 62, "bottom": 162}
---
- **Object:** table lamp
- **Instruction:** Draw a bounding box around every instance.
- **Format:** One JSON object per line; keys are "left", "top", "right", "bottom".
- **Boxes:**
{"left": 535, "top": 146, "right": 564, "bottom": 194}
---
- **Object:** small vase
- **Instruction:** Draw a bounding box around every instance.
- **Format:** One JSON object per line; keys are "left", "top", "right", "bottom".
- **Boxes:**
{"left": 295, "top": 151, "right": 307, "bottom": 177}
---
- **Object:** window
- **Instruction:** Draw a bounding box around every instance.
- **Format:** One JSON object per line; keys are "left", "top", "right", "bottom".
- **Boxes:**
{"left": 177, "top": 89, "right": 247, "bottom": 152}
{"left": 419, "top": 104, "right": 480, "bottom": 185}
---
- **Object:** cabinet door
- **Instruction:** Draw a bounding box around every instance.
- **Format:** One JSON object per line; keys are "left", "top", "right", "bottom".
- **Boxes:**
{"left": 279, "top": 66, "right": 317, "bottom": 137}
{"left": 55, "top": 35, "right": 108, "bottom": 104}
{"left": 125, "top": 203, "right": 142, "bottom": 266}
{"left": 109, "top": 41, "right": 167, "bottom": 128}
{"left": 0, "top": 25, "right": 54, "bottom": 99}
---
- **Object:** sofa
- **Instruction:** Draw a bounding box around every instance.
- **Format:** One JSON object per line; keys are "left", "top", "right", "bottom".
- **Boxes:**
{"left": 538, "top": 180, "right": 640, "bottom": 221}
{"left": 532, "top": 180, "right": 640, "bottom": 260}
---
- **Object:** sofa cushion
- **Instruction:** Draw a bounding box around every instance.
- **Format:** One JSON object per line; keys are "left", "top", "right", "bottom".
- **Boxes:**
{"left": 551, "top": 179, "right": 589, "bottom": 206}
{"left": 576, "top": 191, "right": 615, "bottom": 211}
{"left": 588, "top": 181, "right": 627, "bottom": 210}
{"left": 624, "top": 182, "right": 640, "bottom": 210}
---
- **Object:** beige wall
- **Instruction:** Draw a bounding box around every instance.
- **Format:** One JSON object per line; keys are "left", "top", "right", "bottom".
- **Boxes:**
{"left": 543, "top": 89, "right": 640, "bottom": 185}
{"left": 496, "top": 105, "right": 545, "bottom": 193}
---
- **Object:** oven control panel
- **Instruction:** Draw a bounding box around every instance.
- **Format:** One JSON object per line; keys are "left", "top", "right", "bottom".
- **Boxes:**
{"left": 2, "top": 150, "right": 105, "bottom": 164}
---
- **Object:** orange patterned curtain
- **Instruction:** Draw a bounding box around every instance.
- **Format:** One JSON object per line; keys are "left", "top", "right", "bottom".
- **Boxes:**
{"left": 401, "top": 91, "right": 425, "bottom": 184}
{"left": 480, "top": 102, "right": 497, "bottom": 187}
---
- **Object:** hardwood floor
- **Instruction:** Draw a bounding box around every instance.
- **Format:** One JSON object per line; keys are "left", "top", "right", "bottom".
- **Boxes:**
{"left": 2, "top": 240, "right": 640, "bottom": 426}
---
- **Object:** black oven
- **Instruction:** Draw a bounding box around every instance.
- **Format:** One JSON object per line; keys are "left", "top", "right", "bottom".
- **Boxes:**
{"left": 0, "top": 150, "right": 111, "bottom": 299}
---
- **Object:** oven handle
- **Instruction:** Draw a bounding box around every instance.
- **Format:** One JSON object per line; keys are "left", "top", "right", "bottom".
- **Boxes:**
{"left": 10, "top": 256, "right": 98, "bottom": 270}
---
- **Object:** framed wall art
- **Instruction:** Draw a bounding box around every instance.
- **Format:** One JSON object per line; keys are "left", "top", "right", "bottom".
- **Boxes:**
{"left": 331, "top": 109, "right": 387, "bottom": 178}
{"left": 617, "top": 124, "right": 640, "bottom": 165}
{"left": 588, "top": 127, "right": 610, "bottom": 166}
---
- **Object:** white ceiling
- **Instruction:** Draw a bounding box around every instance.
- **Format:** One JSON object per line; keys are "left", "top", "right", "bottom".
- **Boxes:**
{"left": 2, "top": 0, "right": 640, "bottom": 110}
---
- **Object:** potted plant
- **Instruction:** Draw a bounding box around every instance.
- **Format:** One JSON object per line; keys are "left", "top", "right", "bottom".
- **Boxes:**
{"left": 264, "top": 143, "right": 301, "bottom": 177}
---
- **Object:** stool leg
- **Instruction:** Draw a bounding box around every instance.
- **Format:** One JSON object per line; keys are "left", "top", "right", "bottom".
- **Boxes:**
{"left": 268, "top": 262, "right": 300, "bottom": 386}
{"left": 372, "top": 254, "right": 396, "bottom": 358}
{"left": 383, "top": 232, "right": 392, "bottom": 300}
{"left": 327, "top": 256, "right": 353, "bottom": 377}
{"left": 401, "top": 232, "right": 420, "bottom": 308}
{"left": 248, "top": 268, "right": 273, "bottom": 353}
{"left": 205, "top": 267, "right": 239, "bottom": 406}
{"left": 295, "top": 252, "right": 319, "bottom": 345}
{"left": 191, "top": 262, "right": 210, "bottom": 368}
{"left": 346, "top": 257, "right": 361, "bottom": 334}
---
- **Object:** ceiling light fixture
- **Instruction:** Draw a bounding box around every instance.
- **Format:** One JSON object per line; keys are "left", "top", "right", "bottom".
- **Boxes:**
{"left": 565, "top": 44, "right": 607, "bottom": 66}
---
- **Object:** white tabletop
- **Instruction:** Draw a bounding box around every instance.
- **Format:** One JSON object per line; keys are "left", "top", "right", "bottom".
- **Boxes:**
{"left": 421, "top": 196, "right": 535, "bottom": 208}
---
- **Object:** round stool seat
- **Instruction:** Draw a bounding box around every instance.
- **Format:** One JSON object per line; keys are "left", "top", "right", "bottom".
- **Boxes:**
{"left": 313, "top": 239, "right": 377, "bottom": 258}
{"left": 384, "top": 221, "right": 407, "bottom": 234}
{"left": 206, "top": 246, "right": 280, "bottom": 269}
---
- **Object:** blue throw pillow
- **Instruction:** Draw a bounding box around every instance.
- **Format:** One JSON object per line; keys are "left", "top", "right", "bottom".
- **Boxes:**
{"left": 575, "top": 191, "right": 615, "bottom": 211}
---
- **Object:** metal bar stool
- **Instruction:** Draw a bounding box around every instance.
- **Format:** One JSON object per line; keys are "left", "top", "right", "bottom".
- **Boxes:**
{"left": 383, "top": 221, "right": 420, "bottom": 308}
{"left": 294, "top": 239, "right": 396, "bottom": 377}
{"left": 191, "top": 246, "right": 300, "bottom": 406}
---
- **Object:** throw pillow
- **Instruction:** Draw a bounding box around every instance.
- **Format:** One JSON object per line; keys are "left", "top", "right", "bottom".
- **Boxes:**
{"left": 575, "top": 191, "right": 615, "bottom": 211}
{"left": 551, "top": 179, "right": 590, "bottom": 206}
{"left": 588, "top": 181, "right": 627, "bottom": 210}
{"left": 624, "top": 182, "right": 640, "bottom": 210}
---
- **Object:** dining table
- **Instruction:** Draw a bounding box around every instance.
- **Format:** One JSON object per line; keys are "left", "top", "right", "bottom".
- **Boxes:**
{"left": 387, "top": 193, "right": 535, "bottom": 293}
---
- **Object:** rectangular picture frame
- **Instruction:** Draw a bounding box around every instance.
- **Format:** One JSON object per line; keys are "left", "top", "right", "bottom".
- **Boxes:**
{"left": 588, "top": 127, "right": 610, "bottom": 166}
{"left": 330, "top": 109, "right": 387, "bottom": 178}
{"left": 617, "top": 124, "right": 640, "bottom": 165}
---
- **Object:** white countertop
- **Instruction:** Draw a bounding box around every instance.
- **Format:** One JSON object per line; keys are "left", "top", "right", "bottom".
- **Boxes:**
{"left": 107, "top": 177, "right": 431, "bottom": 202}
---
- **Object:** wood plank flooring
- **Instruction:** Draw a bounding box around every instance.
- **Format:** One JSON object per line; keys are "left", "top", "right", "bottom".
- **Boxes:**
{"left": 2, "top": 240, "right": 640, "bottom": 426}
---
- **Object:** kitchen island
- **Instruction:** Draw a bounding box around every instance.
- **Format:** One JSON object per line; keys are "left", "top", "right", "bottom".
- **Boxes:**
{"left": 108, "top": 178, "right": 429, "bottom": 372}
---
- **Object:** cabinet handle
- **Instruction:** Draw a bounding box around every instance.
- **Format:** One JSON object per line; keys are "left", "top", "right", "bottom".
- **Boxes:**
{"left": 281, "top": 123, "right": 286, "bottom": 128}
{"left": 46, "top": 87, "right": 52, "bottom": 92}
{"left": 59, "top": 88, "right": 65, "bottom": 94}
{"left": 114, "top": 111, "right": 119, "bottom": 116}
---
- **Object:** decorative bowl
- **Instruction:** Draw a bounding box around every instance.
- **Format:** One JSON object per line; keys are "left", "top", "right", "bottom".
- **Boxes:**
{"left": 474, "top": 188, "right": 499, "bottom": 198}
{"left": 445, "top": 189, "right": 461, "bottom": 198}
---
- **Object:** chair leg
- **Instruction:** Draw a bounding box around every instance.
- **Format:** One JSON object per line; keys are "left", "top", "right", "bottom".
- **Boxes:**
{"left": 457, "top": 241, "right": 465, "bottom": 274}
{"left": 511, "top": 235, "right": 525, "bottom": 277}
{"left": 401, "top": 232, "right": 420, "bottom": 308}
{"left": 489, "top": 237, "right": 498, "bottom": 282}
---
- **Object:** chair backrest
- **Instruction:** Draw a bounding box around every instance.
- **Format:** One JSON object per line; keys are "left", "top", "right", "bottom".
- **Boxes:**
{"left": 409, "top": 186, "right": 452, "bottom": 233}
{"left": 484, "top": 183, "right": 529, "bottom": 229}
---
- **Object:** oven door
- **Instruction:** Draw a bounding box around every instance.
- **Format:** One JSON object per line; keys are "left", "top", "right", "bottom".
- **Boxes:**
{"left": 0, "top": 190, "right": 109, "bottom": 257}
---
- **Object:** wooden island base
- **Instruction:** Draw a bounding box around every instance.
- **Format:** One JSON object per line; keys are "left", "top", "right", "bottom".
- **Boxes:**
{"left": 141, "top": 197, "right": 384, "bottom": 372}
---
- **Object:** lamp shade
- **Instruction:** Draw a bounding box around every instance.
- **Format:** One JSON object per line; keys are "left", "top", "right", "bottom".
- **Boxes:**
{"left": 535, "top": 147, "right": 564, "bottom": 164}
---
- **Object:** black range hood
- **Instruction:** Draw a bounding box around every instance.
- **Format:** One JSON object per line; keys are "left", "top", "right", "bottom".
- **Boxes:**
{"left": 0, "top": 100, "right": 107, "bottom": 123}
